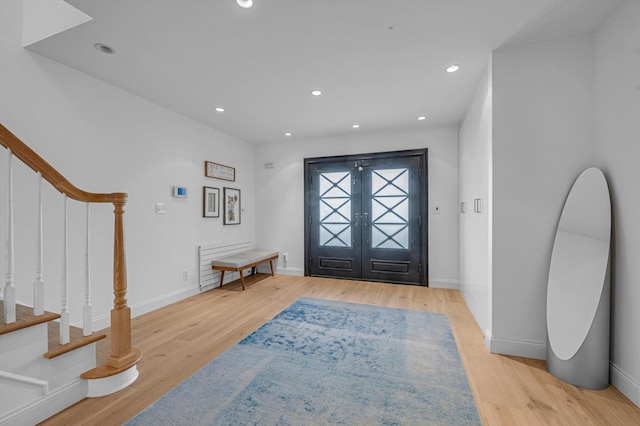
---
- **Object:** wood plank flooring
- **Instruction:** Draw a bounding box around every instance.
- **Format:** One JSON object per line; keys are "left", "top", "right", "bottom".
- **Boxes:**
{"left": 40, "top": 274, "right": 640, "bottom": 425}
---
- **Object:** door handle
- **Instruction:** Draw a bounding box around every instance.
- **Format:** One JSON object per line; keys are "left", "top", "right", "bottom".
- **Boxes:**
{"left": 354, "top": 213, "right": 360, "bottom": 227}
{"left": 362, "top": 213, "right": 369, "bottom": 228}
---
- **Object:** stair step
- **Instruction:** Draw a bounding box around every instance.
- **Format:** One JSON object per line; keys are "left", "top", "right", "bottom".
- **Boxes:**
{"left": 1, "top": 300, "right": 106, "bottom": 359}
{"left": 0, "top": 300, "right": 60, "bottom": 336}
{"left": 45, "top": 319, "right": 107, "bottom": 359}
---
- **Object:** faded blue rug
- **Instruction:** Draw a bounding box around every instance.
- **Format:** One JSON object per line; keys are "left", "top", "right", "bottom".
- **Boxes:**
{"left": 126, "top": 297, "right": 481, "bottom": 425}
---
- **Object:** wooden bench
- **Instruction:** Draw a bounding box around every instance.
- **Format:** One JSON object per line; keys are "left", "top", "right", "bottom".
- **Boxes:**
{"left": 211, "top": 249, "right": 279, "bottom": 290}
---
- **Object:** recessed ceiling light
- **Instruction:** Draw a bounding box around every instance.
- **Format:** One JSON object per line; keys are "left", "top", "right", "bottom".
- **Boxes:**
{"left": 94, "top": 43, "right": 115, "bottom": 54}
{"left": 446, "top": 64, "right": 460, "bottom": 73}
{"left": 352, "top": 124, "right": 360, "bottom": 129}
{"left": 284, "top": 132, "right": 292, "bottom": 136}
{"left": 311, "top": 89, "right": 322, "bottom": 96}
{"left": 236, "top": 0, "right": 253, "bottom": 8}
{"left": 417, "top": 116, "right": 427, "bottom": 121}
{"left": 215, "top": 107, "right": 225, "bottom": 112}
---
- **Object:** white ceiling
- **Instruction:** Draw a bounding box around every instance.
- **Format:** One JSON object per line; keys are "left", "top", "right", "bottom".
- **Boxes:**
{"left": 27, "top": 0, "right": 624, "bottom": 144}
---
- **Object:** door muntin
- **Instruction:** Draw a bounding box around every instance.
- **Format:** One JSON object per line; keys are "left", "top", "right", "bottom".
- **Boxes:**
{"left": 318, "top": 170, "right": 352, "bottom": 248}
{"left": 370, "top": 167, "right": 410, "bottom": 250}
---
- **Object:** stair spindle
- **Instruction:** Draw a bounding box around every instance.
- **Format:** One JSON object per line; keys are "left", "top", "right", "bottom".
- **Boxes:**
{"left": 83, "top": 203, "right": 92, "bottom": 336}
{"left": 4, "top": 149, "right": 16, "bottom": 324}
{"left": 59, "top": 195, "right": 70, "bottom": 344}
{"left": 33, "top": 172, "right": 44, "bottom": 316}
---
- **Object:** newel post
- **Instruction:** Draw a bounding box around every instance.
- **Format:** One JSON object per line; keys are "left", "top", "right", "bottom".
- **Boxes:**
{"left": 107, "top": 195, "right": 138, "bottom": 369}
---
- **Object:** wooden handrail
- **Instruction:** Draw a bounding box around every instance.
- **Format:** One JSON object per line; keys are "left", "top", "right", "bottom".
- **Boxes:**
{"left": 1, "top": 123, "right": 141, "bottom": 384}
{"left": 0, "top": 124, "right": 126, "bottom": 204}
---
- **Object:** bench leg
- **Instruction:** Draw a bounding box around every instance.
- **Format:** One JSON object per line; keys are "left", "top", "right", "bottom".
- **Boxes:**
{"left": 219, "top": 271, "right": 225, "bottom": 288}
{"left": 269, "top": 260, "right": 275, "bottom": 277}
{"left": 239, "top": 270, "right": 246, "bottom": 290}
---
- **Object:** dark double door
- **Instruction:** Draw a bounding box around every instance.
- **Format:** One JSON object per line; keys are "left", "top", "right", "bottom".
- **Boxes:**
{"left": 304, "top": 150, "right": 427, "bottom": 285}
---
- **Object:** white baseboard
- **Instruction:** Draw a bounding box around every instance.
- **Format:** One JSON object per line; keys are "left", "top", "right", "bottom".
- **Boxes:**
{"left": 79, "top": 311, "right": 110, "bottom": 333}
{"left": 131, "top": 285, "right": 200, "bottom": 317}
{"left": 484, "top": 329, "right": 492, "bottom": 349}
{"left": 485, "top": 337, "right": 639, "bottom": 408}
{"left": 0, "top": 379, "right": 86, "bottom": 426}
{"left": 482, "top": 329, "right": 640, "bottom": 407}
{"left": 129, "top": 286, "right": 200, "bottom": 323}
{"left": 428, "top": 278, "right": 460, "bottom": 289}
{"left": 486, "top": 331, "right": 547, "bottom": 360}
{"left": 610, "top": 362, "right": 640, "bottom": 407}
{"left": 199, "top": 267, "right": 305, "bottom": 292}
{"left": 275, "top": 267, "right": 304, "bottom": 276}
{"left": 121, "top": 268, "right": 303, "bottom": 324}
{"left": 85, "top": 286, "right": 201, "bottom": 330}
{"left": 254, "top": 263, "right": 304, "bottom": 276}
{"left": 87, "top": 272, "right": 452, "bottom": 329}
{"left": 257, "top": 268, "right": 454, "bottom": 282}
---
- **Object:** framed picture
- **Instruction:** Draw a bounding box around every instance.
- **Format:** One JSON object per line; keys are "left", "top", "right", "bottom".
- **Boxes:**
{"left": 203, "top": 187, "right": 220, "bottom": 218}
{"left": 223, "top": 187, "right": 241, "bottom": 225}
{"left": 205, "top": 161, "right": 235, "bottom": 182}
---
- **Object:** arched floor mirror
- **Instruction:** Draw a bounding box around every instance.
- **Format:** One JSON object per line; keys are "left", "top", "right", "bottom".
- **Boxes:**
{"left": 546, "top": 167, "right": 611, "bottom": 389}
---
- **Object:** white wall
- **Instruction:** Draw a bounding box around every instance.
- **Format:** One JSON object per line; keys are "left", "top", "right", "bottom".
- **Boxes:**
{"left": 458, "top": 63, "right": 492, "bottom": 335}
{"left": 254, "top": 127, "right": 459, "bottom": 287}
{"left": 0, "top": 0, "right": 255, "bottom": 329}
{"left": 594, "top": 0, "right": 640, "bottom": 406}
{"left": 491, "top": 36, "right": 596, "bottom": 358}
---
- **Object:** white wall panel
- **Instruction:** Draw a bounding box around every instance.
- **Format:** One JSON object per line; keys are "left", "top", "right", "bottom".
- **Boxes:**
{"left": 594, "top": 0, "right": 640, "bottom": 406}
{"left": 459, "top": 63, "right": 492, "bottom": 335}
{"left": 491, "top": 36, "right": 596, "bottom": 357}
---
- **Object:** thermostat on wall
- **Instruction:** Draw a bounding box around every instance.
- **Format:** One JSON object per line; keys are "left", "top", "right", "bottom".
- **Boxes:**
{"left": 172, "top": 186, "right": 188, "bottom": 198}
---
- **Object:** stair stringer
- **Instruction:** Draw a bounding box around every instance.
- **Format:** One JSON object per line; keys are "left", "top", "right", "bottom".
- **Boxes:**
{"left": 0, "top": 371, "right": 48, "bottom": 419}
{"left": 0, "top": 323, "right": 97, "bottom": 425}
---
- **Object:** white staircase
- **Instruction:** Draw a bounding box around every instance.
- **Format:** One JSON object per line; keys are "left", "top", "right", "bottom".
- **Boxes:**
{"left": 0, "top": 124, "right": 141, "bottom": 424}
{"left": 0, "top": 313, "right": 99, "bottom": 425}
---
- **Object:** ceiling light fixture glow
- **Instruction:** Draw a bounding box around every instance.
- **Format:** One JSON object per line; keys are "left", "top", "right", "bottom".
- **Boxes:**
{"left": 352, "top": 124, "right": 360, "bottom": 129}
{"left": 311, "top": 89, "right": 322, "bottom": 96}
{"left": 215, "top": 107, "right": 225, "bottom": 112}
{"left": 236, "top": 0, "right": 253, "bottom": 8}
{"left": 94, "top": 43, "right": 115, "bottom": 54}
{"left": 285, "top": 132, "right": 292, "bottom": 136}
{"left": 417, "top": 116, "right": 427, "bottom": 121}
{"left": 446, "top": 64, "right": 460, "bottom": 73}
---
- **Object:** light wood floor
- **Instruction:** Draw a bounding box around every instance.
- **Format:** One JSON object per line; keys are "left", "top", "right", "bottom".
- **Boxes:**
{"left": 41, "top": 274, "right": 640, "bottom": 425}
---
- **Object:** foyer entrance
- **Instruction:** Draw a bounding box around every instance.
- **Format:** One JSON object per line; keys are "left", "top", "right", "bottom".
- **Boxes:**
{"left": 304, "top": 149, "right": 428, "bottom": 285}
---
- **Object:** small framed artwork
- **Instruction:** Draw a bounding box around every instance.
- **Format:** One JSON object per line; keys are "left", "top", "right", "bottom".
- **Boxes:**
{"left": 223, "top": 187, "right": 241, "bottom": 225}
{"left": 205, "top": 161, "right": 235, "bottom": 182}
{"left": 203, "top": 187, "right": 220, "bottom": 218}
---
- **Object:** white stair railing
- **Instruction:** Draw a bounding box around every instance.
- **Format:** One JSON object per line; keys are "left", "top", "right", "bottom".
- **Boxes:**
{"left": 59, "top": 195, "right": 70, "bottom": 345}
{"left": 4, "top": 149, "right": 16, "bottom": 324}
{"left": 33, "top": 172, "right": 44, "bottom": 316}
{"left": 4, "top": 165, "right": 93, "bottom": 343}
{"left": 1, "top": 123, "right": 140, "bottom": 381}
{"left": 83, "top": 203, "right": 92, "bottom": 336}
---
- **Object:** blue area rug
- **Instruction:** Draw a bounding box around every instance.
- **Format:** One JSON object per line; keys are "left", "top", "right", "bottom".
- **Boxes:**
{"left": 126, "top": 297, "right": 480, "bottom": 425}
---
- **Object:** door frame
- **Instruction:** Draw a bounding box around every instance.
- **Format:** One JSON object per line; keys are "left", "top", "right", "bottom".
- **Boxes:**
{"left": 304, "top": 148, "right": 428, "bottom": 286}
